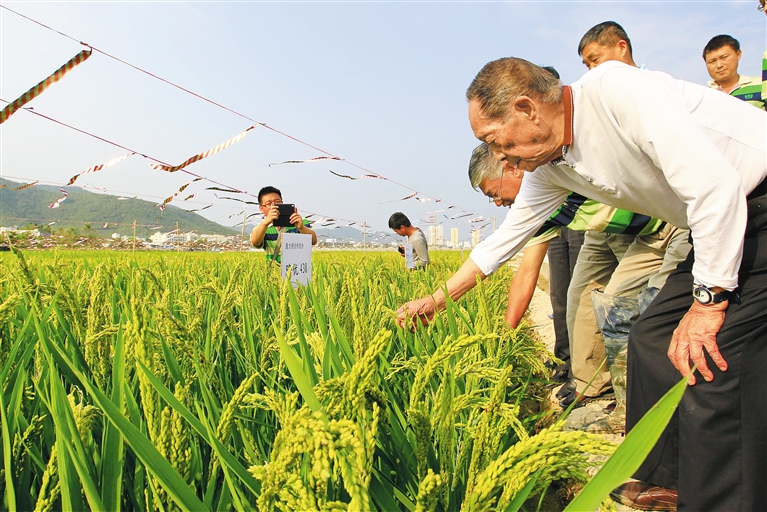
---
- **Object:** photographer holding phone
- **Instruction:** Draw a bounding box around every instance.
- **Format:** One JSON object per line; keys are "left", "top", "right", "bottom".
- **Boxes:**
{"left": 250, "top": 186, "right": 317, "bottom": 263}
{"left": 389, "top": 212, "right": 430, "bottom": 269}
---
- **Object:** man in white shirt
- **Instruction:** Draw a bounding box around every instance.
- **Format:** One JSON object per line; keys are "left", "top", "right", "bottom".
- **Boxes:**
{"left": 397, "top": 57, "right": 766, "bottom": 510}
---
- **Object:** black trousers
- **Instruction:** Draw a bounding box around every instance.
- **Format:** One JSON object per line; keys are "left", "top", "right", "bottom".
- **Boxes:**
{"left": 627, "top": 193, "right": 767, "bottom": 511}
{"left": 547, "top": 227, "right": 585, "bottom": 370}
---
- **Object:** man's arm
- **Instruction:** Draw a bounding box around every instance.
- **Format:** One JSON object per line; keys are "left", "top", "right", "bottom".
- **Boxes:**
{"left": 292, "top": 215, "right": 317, "bottom": 245}
{"left": 250, "top": 206, "right": 279, "bottom": 247}
{"left": 396, "top": 257, "right": 486, "bottom": 328}
{"left": 505, "top": 241, "right": 549, "bottom": 327}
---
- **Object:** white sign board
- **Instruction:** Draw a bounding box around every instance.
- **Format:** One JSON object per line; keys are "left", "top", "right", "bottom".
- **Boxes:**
{"left": 404, "top": 243, "right": 415, "bottom": 269}
{"left": 280, "top": 233, "right": 313, "bottom": 287}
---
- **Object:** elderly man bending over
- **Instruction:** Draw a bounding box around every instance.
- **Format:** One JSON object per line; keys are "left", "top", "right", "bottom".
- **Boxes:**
{"left": 397, "top": 57, "right": 766, "bottom": 511}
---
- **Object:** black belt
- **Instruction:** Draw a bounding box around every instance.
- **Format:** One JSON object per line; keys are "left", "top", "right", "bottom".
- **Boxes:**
{"left": 747, "top": 177, "right": 767, "bottom": 200}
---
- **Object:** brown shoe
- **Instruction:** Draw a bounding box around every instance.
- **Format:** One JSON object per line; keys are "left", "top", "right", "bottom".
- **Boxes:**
{"left": 610, "top": 481, "right": 677, "bottom": 511}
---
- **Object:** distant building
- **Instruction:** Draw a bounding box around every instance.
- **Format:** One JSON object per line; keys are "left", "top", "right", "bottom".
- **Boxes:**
{"left": 471, "top": 229, "right": 482, "bottom": 248}
{"left": 450, "top": 228, "right": 459, "bottom": 248}
{"left": 427, "top": 225, "right": 444, "bottom": 246}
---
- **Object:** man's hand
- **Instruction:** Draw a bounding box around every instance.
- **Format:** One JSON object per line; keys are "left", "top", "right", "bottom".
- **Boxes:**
{"left": 289, "top": 209, "right": 303, "bottom": 228}
{"left": 265, "top": 205, "right": 280, "bottom": 225}
{"left": 396, "top": 297, "right": 438, "bottom": 330}
{"left": 668, "top": 300, "right": 728, "bottom": 385}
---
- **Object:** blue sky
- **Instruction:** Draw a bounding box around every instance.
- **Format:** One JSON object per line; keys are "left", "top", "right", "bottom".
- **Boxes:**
{"left": 1, "top": 1, "right": 764, "bottom": 239}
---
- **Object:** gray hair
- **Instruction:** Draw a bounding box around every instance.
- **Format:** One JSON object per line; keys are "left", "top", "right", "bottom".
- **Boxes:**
{"left": 466, "top": 57, "right": 562, "bottom": 121}
{"left": 468, "top": 143, "right": 503, "bottom": 191}
{"left": 578, "top": 21, "right": 633, "bottom": 57}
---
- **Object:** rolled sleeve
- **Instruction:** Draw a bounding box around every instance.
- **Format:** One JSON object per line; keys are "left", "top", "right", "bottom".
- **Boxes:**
{"left": 470, "top": 170, "right": 569, "bottom": 276}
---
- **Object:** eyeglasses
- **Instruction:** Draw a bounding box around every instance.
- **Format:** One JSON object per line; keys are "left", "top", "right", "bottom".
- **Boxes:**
{"left": 488, "top": 171, "right": 503, "bottom": 203}
{"left": 260, "top": 199, "right": 283, "bottom": 208}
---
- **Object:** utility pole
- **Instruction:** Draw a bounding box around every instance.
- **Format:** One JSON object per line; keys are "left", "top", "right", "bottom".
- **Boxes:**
{"left": 132, "top": 220, "right": 136, "bottom": 252}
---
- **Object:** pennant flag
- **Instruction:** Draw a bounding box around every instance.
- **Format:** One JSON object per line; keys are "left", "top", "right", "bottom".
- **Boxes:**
{"left": 117, "top": 195, "right": 138, "bottom": 200}
{"left": 214, "top": 194, "right": 258, "bottom": 205}
{"left": 380, "top": 192, "right": 417, "bottom": 204}
{"left": 228, "top": 210, "right": 245, "bottom": 219}
{"left": 207, "top": 186, "right": 242, "bottom": 193}
{"left": 48, "top": 221, "right": 57, "bottom": 225}
{"left": 157, "top": 178, "right": 205, "bottom": 209}
{"left": 150, "top": 226, "right": 163, "bottom": 230}
{"left": 1, "top": 48, "right": 92, "bottom": 124}
{"left": 84, "top": 183, "right": 108, "bottom": 191}
{"left": 0, "top": 180, "right": 38, "bottom": 190}
{"left": 102, "top": 222, "right": 109, "bottom": 228}
{"left": 183, "top": 204, "right": 211, "bottom": 212}
{"left": 329, "top": 170, "right": 386, "bottom": 180}
{"left": 270, "top": 156, "right": 341, "bottom": 167}
{"left": 49, "top": 188, "right": 68, "bottom": 209}
{"left": 67, "top": 152, "right": 134, "bottom": 185}
{"left": 416, "top": 197, "right": 433, "bottom": 202}
{"left": 184, "top": 191, "right": 201, "bottom": 201}
{"left": 149, "top": 125, "right": 256, "bottom": 172}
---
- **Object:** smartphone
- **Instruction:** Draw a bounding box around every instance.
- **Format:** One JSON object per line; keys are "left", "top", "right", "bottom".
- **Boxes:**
{"left": 272, "top": 204, "right": 296, "bottom": 227}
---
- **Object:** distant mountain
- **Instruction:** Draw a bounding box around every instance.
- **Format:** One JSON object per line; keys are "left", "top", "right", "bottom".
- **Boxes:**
{"left": 315, "top": 226, "right": 365, "bottom": 241}
{"left": 0, "top": 178, "right": 236, "bottom": 238}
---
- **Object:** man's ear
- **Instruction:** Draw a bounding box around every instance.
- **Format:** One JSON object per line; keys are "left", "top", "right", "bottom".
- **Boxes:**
{"left": 512, "top": 96, "right": 536, "bottom": 120}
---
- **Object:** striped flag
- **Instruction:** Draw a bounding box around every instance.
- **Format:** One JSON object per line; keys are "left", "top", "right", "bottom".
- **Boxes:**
{"left": 1, "top": 49, "right": 92, "bottom": 124}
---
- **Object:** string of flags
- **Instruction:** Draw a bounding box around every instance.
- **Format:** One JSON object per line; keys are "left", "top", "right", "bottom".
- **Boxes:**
{"left": 0, "top": 48, "right": 91, "bottom": 124}
{"left": 0, "top": 7, "right": 491, "bottom": 237}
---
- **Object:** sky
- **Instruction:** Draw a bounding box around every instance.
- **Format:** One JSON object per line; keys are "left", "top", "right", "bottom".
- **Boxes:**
{"left": 1, "top": 1, "right": 765, "bottom": 241}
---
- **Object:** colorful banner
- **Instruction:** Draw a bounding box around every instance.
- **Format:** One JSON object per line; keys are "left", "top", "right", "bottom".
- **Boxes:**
{"left": 49, "top": 188, "right": 68, "bottom": 209}
{"left": 149, "top": 125, "right": 256, "bottom": 172}
{"left": 380, "top": 192, "right": 417, "bottom": 204}
{"left": 0, "top": 180, "right": 38, "bottom": 190}
{"left": 329, "top": 170, "right": 385, "bottom": 180}
{"left": 157, "top": 178, "right": 204, "bottom": 209}
{"left": 67, "top": 152, "right": 134, "bottom": 185}
{"left": 1, "top": 48, "right": 92, "bottom": 124}
{"left": 270, "top": 156, "right": 341, "bottom": 167}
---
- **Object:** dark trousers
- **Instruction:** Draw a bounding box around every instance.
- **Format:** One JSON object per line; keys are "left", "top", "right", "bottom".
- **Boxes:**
{"left": 547, "top": 227, "right": 585, "bottom": 370}
{"left": 627, "top": 193, "right": 767, "bottom": 511}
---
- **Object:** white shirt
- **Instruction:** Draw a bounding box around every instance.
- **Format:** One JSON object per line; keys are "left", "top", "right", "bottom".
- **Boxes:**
{"left": 470, "top": 61, "right": 767, "bottom": 290}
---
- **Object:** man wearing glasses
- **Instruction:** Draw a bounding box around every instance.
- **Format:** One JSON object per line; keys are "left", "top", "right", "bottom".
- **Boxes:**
{"left": 250, "top": 186, "right": 317, "bottom": 263}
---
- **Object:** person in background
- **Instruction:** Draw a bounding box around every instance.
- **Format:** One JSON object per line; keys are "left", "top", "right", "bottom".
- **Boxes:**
{"left": 704, "top": 34, "right": 766, "bottom": 110}
{"left": 388, "top": 212, "right": 430, "bottom": 269}
{"left": 250, "top": 186, "right": 317, "bottom": 263}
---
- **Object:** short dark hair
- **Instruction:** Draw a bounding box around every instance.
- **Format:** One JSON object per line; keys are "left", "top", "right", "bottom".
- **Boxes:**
{"left": 703, "top": 35, "right": 740, "bottom": 59}
{"left": 258, "top": 186, "right": 282, "bottom": 205}
{"left": 466, "top": 58, "right": 562, "bottom": 121}
{"left": 388, "top": 212, "right": 411, "bottom": 230}
{"left": 578, "top": 21, "right": 633, "bottom": 57}
{"left": 541, "top": 66, "right": 560, "bottom": 79}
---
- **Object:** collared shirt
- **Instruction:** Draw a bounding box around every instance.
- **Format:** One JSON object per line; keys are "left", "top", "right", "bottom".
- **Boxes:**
{"left": 708, "top": 74, "right": 766, "bottom": 110}
{"left": 470, "top": 61, "right": 766, "bottom": 291}
{"left": 256, "top": 220, "right": 312, "bottom": 263}
{"left": 527, "top": 192, "right": 665, "bottom": 247}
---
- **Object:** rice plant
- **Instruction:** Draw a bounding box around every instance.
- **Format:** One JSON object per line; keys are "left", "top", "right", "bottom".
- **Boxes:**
{"left": 0, "top": 248, "right": 617, "bottom": 511}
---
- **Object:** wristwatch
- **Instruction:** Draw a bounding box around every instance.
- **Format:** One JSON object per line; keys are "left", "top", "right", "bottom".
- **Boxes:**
{"left": 692, "top": 284, "right": 730, "bottom": 304}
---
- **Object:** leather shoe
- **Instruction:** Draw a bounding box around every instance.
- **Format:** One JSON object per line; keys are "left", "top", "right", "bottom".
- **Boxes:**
{"left": 610, "top": 481, "right": 677, "bottom": 511}
{"left": 559, "top": 388, "right": 614, "bottom": 408}
{"left": 555, "top": 378, "right": 576, "bottom": 399}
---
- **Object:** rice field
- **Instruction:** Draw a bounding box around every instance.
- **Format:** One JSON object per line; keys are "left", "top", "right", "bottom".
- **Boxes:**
{"left": 0, "top": 248, "right": 617, "bottom": 511}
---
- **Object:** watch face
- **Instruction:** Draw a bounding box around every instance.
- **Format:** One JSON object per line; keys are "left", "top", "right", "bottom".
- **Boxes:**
{"left": 693, "top": 286, "right": 713, "bottom": 304}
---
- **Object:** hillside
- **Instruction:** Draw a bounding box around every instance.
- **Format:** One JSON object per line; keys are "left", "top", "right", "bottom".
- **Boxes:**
{"left": 0, "top": 178, "right": 236, "bottom": 238}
